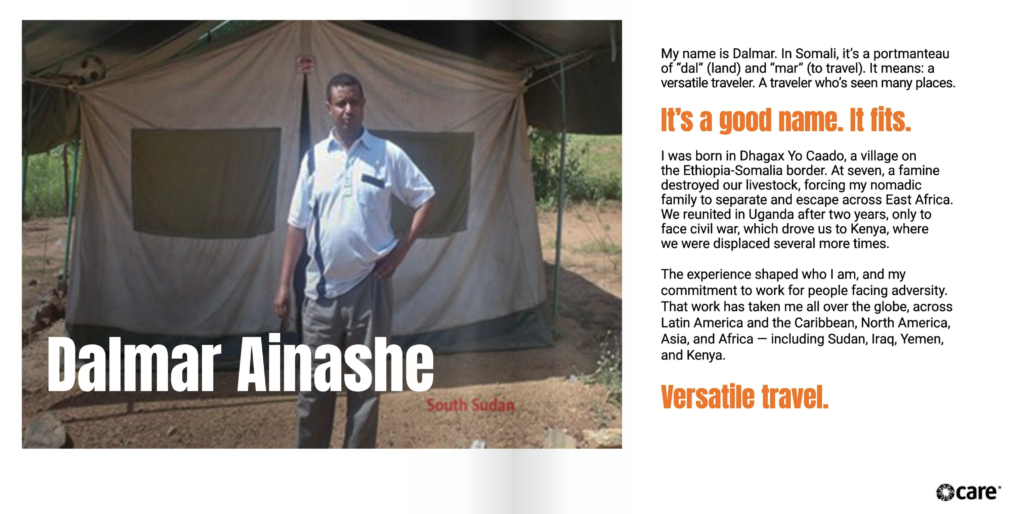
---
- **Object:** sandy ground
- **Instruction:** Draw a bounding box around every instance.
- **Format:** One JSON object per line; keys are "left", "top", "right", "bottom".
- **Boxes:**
{"left": 21, "top": 203, "right": 622, "bottom": 448}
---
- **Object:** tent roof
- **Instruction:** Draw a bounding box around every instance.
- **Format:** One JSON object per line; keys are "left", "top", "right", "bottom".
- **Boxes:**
{"left": 367, "top": 21, "right": 617, "bottom": 68}
{"left": 22, "top": 20, "right": 621, "bottom": 152}
{"left": 23, "top": 21, "right": 210, "bottom": 77}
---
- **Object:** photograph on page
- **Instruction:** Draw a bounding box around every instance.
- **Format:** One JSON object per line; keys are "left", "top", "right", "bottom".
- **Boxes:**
{"left": 21, "top": 20, "right": 622, "bottom": 449}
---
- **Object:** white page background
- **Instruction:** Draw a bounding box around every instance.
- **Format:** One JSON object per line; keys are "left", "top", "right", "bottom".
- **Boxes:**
{"left": 6, "top": 2, "right": 1021, "bottom": 513}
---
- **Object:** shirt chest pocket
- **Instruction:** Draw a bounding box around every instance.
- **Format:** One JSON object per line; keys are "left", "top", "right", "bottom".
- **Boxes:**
{"left": 357, "top": 164, "right": 389, "bottom": 209}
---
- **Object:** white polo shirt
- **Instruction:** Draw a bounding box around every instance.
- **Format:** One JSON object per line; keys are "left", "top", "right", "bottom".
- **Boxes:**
{"left": 288, "top": 129, "right": 435, "bottom": 299}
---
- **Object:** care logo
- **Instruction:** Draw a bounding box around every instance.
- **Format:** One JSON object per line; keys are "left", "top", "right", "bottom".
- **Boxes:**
{"left": 935, "top": 483, "right": 1001, "bottom": 501}
{"left": 936, "top": 484, "right": 954, "bottom": 501}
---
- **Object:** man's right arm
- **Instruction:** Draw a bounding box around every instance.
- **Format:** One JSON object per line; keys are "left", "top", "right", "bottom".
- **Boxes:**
{"left": 274, "top": 225, "right": 306, "bottom": 321}
{"left": 278, "top": 149, "right": 315, "bottom": 321}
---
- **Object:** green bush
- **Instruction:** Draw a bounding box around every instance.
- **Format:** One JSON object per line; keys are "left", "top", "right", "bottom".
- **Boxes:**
{"left": 24, "top": 145, "right": 75, "bottom": 219}
{"left": 584, "top": 331, "right": 622, "bottom": 406}
{"left": 529, "top": 128, "right": 621, "bottom": 209}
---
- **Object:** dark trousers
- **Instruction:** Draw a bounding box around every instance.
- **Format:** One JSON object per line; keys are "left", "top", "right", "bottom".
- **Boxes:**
{"left": 297, "top": 274, "right": 392, "bottom": 448}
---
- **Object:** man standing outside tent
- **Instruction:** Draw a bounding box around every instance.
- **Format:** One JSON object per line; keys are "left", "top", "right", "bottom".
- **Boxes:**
{"left": 275, "top": 73, "right": 435, "bottom": 448}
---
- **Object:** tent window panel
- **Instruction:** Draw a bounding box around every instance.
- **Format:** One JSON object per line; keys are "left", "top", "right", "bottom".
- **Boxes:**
{"left": 131, "top": 128, "right": 280, "bottom": 239}
{"left": 374, "top": 130, "right": 472, "bottom": 239}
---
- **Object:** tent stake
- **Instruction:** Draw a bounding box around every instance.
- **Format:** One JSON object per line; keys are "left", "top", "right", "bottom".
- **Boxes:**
{"left": 62, "top": 138, "right": 80, "bottom": 282}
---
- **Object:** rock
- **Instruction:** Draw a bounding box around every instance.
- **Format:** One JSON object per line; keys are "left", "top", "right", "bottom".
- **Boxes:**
{"left": 543, "top": 428, "right": 577, "bottom": 449}
{"left": 471, "top": 439, "right": 487, "bottom": 449}
{"left": 30, "top": 304, "right": 57, "bottom": 332}
{"left": 166, "top": 426, "right": 178, "bottom": 437}
{"left": 568, "top": 374, "right": 578, "bottom": 384}
{"left": 583, "top": 428, "right": 622, "bottom": 449}
{"left": 30, "top": 284, "right": 68, "bottom": 333}
{"left": 23, "top": 413, "right": 70, "bottom": 448}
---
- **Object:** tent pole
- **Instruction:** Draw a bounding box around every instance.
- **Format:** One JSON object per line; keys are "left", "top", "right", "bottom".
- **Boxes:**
{"left": 62, "top": 137, "right": 80, "bottom": 282}
{"left": 490, "top": 22, "right": 571, "bottom": 320}
{"left": 23, "top": 84, "right": 35, "bottom": 216}
{"left": 22, "top": 155, "right": 29, "bottom": 216}
{"left": 553, "top": 62, "right": 568, "bottom": 319}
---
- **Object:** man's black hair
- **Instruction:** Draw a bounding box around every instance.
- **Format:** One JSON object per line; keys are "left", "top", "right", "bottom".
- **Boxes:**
{"left": 326, "top": 73, "right": 364, "bottom": 101}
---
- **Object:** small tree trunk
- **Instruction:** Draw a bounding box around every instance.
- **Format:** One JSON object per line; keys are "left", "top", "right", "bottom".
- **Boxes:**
{"left": 62, "top": 142, "right": 70, "bottom": 213}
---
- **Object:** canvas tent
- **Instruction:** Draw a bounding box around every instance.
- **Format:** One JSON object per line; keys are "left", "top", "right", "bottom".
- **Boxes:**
{"left": 22, "top": 21, "right": 621, "bottom": 362}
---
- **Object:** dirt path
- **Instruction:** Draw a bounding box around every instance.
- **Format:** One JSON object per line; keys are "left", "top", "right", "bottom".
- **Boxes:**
{"left": 21, "top": 203, "right": 622, "bottom": 448}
